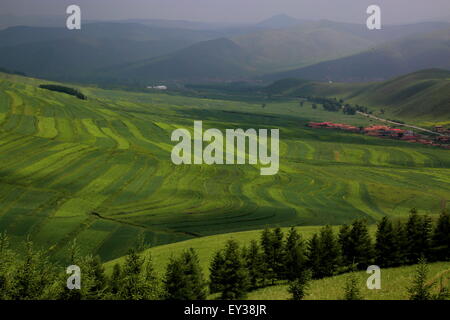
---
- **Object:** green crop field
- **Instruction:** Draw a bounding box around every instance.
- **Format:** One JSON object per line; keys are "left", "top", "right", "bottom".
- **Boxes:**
{"left": 0, "top": 72, "right": 449, "bottom": 263}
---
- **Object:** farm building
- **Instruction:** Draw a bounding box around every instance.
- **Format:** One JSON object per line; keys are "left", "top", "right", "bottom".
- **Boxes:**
{"left": 307, "top": 121, "right": 449, "bottom": 149}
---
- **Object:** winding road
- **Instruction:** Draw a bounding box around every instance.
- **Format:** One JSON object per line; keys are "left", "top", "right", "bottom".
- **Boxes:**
{"left": 356, "top": 111, "right": 448, "bottom": 136}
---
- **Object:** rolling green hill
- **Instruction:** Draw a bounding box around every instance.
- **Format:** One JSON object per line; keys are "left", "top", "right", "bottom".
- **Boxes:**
{"left": 0, "top": 72, "right": 449, "bottom": 263}
{"left": 0, "top": 23, "right": 223, "bottom": 81}
{"left": 347, "top": 69, "right": 450, "bottom": 119}
{"left": 104, "top": 225, "right": 374, "bottom": 276}
{"left": 103, "top": 225, "right": 449, "bottom": 300}
{"left": 107, "top": 38, "right": 258, "bottom": 82}
{"left": 265, "top": 69, "right": 450, "bottom": 120}
{"left": 265, "top": 28, "right": 450, "bottom": 82}
{"left": 232, "top": 21, "right": 374, "bottom": 72}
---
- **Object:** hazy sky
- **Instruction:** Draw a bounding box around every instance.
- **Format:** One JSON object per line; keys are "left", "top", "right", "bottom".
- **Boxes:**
{"left": 2, "top": 0, "right": 450, "bottom": 24}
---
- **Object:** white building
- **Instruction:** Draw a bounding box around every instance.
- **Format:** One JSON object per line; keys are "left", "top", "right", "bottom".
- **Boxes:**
{"left": 147, "top": 85, "right": 168, "bottom": 90}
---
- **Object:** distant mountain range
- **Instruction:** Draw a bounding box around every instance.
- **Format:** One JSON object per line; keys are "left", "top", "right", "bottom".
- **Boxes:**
{"left": 0, "top": 23, "right": 223, "bottom": 81}
{"left": 255, "top": 14, "right": 304, "bottom": 29}
{"left": 264, "top": 28, "right": 450, "bottom": 82}
{"left": 0, "top": 14, "right": 449, "bottom": 84}
{"left": 231, "top": 20, "right": 450, "bottom": 73}
{"left": 102, "top": 38, "right": 257, "bottom": 83}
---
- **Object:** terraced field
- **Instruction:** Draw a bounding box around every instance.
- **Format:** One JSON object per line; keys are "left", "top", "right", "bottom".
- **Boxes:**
{"left": 0, "top": 72, "right": 449, "bottom": 262}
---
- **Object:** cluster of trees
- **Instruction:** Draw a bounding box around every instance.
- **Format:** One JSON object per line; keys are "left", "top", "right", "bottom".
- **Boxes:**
{"left": 39, "top": 84, "right": 87, "bottom": 100}
{"left": 208, "top": 210, "right": 450, "bottom": 299}
{"left": 302, "top": 96, "right": 342, "bottom": 112}
{"left": 0, "top": 236, "right": 161, "bottom": 300}
{"left": 0, "top": 210, "right": 448, "bottom": 300}
{"left": 0, "top": 234, "right": 210, "bottom": 300}
{"left": 342, "top": 104, "right": 369, "bottom": 115}
{"left": 301, "top": 96, "right": 370, "bottom": 116}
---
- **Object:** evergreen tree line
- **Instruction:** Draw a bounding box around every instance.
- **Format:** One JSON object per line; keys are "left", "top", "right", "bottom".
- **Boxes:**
{"left": 208, "top": 209, "right": 450, "bottom": 299}
{"left": 39, "top": 84, "right": 87, "bottom": 100}
{"left": 0, "top": 234, "right": 209, "bottom": 300}
{"left": 0, "top": 209, "right": 448, "bottom": 300}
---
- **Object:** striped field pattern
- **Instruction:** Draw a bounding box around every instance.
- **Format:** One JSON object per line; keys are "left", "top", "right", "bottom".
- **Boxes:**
{"left": 0, "top": 72, "right": 449, "bottom": 262}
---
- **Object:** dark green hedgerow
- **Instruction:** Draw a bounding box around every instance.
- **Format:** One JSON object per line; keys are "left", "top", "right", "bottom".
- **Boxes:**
{"left": 39, "top": 84, "right": 87, "bottom": 100}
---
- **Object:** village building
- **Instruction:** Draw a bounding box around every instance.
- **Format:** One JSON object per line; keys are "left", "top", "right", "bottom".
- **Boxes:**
{"left": 434, "top": 126, "right": 445, "bottom": 133}
{"left": 307, "top": 122, "right": 449, "bottom": 150}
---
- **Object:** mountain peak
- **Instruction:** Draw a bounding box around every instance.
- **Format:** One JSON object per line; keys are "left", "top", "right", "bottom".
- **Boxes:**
{"left": 257, "top": 14, "right": 300, "bottom": 28}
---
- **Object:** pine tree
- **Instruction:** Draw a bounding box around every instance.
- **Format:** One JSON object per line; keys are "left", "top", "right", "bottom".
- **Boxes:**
{"left": 141, "top": 254, "right": 161, "bottom": 300}
{"left": 432, "top": 211, "right": 450, "bottom": 261}
{"left": 288, "top": 270, "right": 312, "bottom": 300}
{"left": 209, "top": 250, "right": 226, "bottom": 294}
{"left": 408, "top": 257, "right": 433, "bottom": 300}
{"left": 220, "top": 240, "right": 250, "bottom": 300}
{"left": 244, "top": 240, "right": 265, "bottom": 289}
{"left": 347, "top": 220, "right": 374, "bottom": 269}
{"left": 375, "top": 217, "right": 398, "bottom": 267}
{"left": 271, "top": 227, "right": 286, "bottom": 281}
{"left": 116, "top": 249, "right": 158, "bottom": 300}
{"left": 406, "top": 209, "right": 432, "bottom": 263}
{"left": 81, "top": 255, "right": 107, "bottom": 300}
{"left": 420, "top": 215, "right": 433, "bottom": 256}
{"left": 109, "top": 263, "right": 122, "bottom": 296}
{"left": 338, "top": 224, "right": 352, "bottom": 268}
{"left": 284, "top": 228, "right": 307, "bottom": 281}
{"left": 343, "top": 271, "right": 362, "bottom": 300}
{"left": 9, "top": 241, "right": 55, "bottom": 300}
{"left": 260, "top": 228, "right": 285, "bottom": 283}
{"left": 117, "top": 248, "right": 143, "bottom": 299}
{"left": 393, "top": 221, "right": 408, "bottom": 266}
{"left": 260, "top": 228, "right": 274, "bottom": 282}
{"left": 306, "top": 233, "right": 322, "bottom": 279}
{"left": 164, "top": 248, "right": 206, "bottom": 300}
{"left": 318, "top": 226, "right": 341, "bottom": 277}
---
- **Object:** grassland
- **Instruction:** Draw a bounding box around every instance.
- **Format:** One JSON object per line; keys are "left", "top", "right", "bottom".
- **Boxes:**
{"left": 265, "top": 69, "right": 450, "bottom": 126}
{"left": 247, "top": 261, "right": 450, "bottom": 300}
{"left": 104, "top": 225, "right": 377, "bottom": 276}
{"left": 103, "top": 226, "right": 449, "bottom": 300}
{"left": 0, "top": 72, "right": 449, "bottom": 263}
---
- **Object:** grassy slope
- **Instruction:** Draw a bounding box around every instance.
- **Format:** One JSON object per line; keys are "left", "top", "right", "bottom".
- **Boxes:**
{"left": 232, "top": 24, "right": 374, "bottom": 73}
{"left": 348, "top": 69, "right": 450, "bottom": 121}
{"left": 110, "top": 38, "right": 257, "bottom": 81}
{"left": 248, "top": 261, "right": 450, "bottom": 300}
{"left": 103, "top": 225, "right": 449, "bottom": 301}
{"left": 0, "top": 72, "right": 449, "bottom": 263}
{"left": 104, "top": 225, "right": 356, "bottom": 275}
{"left": 0, "top": 23, "right": 221, "bottom": 81}
{"left": 266, "top": 69, "right": 450, "bottom": 123}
